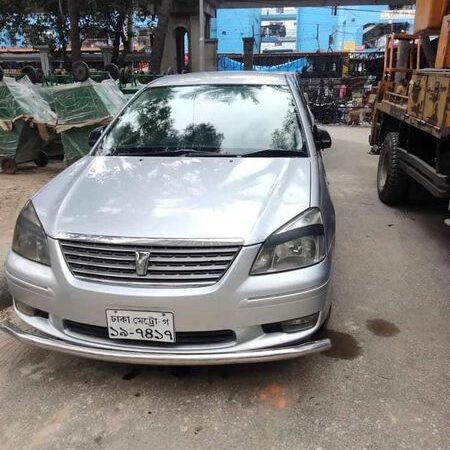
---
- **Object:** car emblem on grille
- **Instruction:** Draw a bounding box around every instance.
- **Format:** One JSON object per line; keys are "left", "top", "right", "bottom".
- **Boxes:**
{"left": 135, "top": 251, "right": 150, "bottom": 276}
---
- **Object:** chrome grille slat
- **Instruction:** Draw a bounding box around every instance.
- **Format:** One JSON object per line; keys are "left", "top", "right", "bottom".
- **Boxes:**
{"left": 60, "top": 239, "right": 241, "bottom": 286}
{"left": 68, "top": 259, "right": 229, "bottom": 272}
{"left": 72, "top": 268, "right": 221, "bottom": 280}
{"left": 75, "top": 275, "right": 214, "bottom": 287}
{"left": 67, "top": 259, "right": 136, "bottom": 270}
{"left": 61, "top": 241, "right": 240, "bottom": 254}
{"left": 63, "top": 249, "right": 233, "bottom": 263}
{"left": 63, "top": 250, "right": 136, "bottom": 261}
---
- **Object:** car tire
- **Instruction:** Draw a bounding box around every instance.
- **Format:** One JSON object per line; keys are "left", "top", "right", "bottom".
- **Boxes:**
{"left": 34, "top": 151, "right": 49, "bottom": 167}
{"left": 377, "top": 132, "right": 409, "bottom": 205}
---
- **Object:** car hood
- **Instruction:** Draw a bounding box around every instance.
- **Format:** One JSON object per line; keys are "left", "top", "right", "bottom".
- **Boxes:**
{"left": 33, "top": 156, "right": 311, "bottom": 245}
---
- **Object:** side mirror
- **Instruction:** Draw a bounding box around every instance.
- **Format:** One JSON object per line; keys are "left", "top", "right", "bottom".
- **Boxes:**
{"left": 314, "top": 127, "right": 332, "bottom": 150}
{"left": 88, "top": 126, "right": 106, "bottom": 148}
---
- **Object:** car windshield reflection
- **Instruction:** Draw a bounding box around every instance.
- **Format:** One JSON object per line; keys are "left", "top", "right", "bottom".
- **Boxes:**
{"left": 95, "top": 84, "right": 307, "bottom": 157}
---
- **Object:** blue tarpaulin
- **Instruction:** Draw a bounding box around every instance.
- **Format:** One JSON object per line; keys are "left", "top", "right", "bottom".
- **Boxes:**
{"left": 218, "top": 55, "right": 307, "bottom": 72}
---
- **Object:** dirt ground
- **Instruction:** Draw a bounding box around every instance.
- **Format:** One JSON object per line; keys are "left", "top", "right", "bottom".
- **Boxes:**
{"left": 0, "top": 127, "right": 449, "bottom": 450}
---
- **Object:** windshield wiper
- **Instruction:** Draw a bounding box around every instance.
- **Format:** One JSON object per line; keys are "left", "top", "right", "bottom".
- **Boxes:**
{"left": 108, "top": 147, "right": 305, "bottom": 158}
{"left": 109, "top": 147, "right": 236, "bottom": 157}
{"left": 240, "top": 149, "right": 307, "bottom": 157}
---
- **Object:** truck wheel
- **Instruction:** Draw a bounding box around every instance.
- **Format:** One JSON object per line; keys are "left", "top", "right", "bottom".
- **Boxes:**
{"left": 377, "top": 132, "right": 409, "bottom": 205}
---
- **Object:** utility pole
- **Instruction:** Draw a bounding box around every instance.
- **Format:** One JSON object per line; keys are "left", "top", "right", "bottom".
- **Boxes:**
{"left": 342, "top": 20, "right": 346, "bottom": 51}
{"left": 199, "top": 0, "right": 205, "bottom": 71}
{"left": 316, "top": 24, "right": 320, "bottom": 51}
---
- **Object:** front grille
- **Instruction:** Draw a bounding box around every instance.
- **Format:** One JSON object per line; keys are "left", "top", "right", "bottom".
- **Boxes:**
{"left": 59, "top": 239, "right": 241, "bottom": 286}
{"left": 64, "top": 320, "right": 236, "bottom": 346}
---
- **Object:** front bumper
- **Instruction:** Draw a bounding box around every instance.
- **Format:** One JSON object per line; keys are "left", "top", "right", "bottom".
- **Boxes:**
{"left": 0, "top": 319, "right": 331, "bottom": 365}
{"left": 4, "top": 238, "right": 333, "bottom": 365}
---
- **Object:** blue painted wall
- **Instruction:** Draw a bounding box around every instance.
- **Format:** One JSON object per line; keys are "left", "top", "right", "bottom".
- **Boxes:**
{"left": 211, "top": 9, "right": 261, "bottom": 53}
{"left": 296, "top": 8, "right": 338, "bottom": 52}
{"left": 210, "top": 6, "right": 415, "bottom": 54}
{"left": 335, "top": 6, "right": 385, "bottom": 50}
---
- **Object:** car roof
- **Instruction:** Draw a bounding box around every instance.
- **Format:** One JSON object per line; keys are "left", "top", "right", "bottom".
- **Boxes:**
{"left": 150, "top": 71, "right": 290, "bottom": 87}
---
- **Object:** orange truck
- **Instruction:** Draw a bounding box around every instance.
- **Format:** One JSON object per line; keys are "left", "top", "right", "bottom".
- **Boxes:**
{"left": 370, "top": 0, "right": 450, "bottom": 221}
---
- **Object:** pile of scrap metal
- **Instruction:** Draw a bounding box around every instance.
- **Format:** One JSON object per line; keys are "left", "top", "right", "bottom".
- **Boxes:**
{"left": 300, "top": 76, "right": 377, "bottom": 125}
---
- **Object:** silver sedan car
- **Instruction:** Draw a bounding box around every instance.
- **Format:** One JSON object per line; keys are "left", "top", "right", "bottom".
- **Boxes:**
{"left": 1, "top": 72, "right": 335, "bottom": 365}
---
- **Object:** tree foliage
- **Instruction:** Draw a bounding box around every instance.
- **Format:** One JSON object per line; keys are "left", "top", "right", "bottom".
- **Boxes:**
{"left": 0, "top": 1, "right": 158, "bottom": 66}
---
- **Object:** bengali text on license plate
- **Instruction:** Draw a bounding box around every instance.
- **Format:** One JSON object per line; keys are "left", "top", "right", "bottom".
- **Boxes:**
{"left": 106, "top": 309, "right": 175, "bottom": 342}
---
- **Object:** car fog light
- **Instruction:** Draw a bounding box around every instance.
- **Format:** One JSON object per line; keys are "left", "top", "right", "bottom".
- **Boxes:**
{"left": 281, "top": 312, "right": 319, "bottom": 333}
{"left": 14, "top": 300, "right": 48, "bottom": 318}
{"left": 15, "top": 300, "right": 38, "bottom": 316}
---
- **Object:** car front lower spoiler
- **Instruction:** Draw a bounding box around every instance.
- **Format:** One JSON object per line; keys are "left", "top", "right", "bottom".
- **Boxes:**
{"left": 0, "top": 320, "right": 331, "bottom": 365}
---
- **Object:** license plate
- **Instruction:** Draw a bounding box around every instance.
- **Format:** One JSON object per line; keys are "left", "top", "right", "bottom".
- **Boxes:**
{"left": 105, "top": 309, "right": 175, "bottom": 343}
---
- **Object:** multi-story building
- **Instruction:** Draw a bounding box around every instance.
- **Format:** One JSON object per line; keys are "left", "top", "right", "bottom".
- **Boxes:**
{"left": 260, "top": 7, "right": 297, "bottom": 53}
{"left": 334, "top": 5, "right": 385, "bottom": 51}
{"left": 363, "top": 7, "right": 415, "bottom": 49}
{"left": 211, "top": 9, "right": 261, "bottom": 54}
{"left": 213, "top": 5, "right": 415, "bottom": 55}
{"left": 295, "top": 7, "right": 338, "bottom": 53}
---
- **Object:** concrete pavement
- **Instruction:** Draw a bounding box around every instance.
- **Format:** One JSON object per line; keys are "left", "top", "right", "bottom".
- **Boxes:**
{"left": 0, "top": 126, "right": 449, "bottom": 450}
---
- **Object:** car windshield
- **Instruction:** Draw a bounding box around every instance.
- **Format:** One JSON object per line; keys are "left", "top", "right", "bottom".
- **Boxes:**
{"left": 94, "top": 84, "right": 307, "bottom": 157}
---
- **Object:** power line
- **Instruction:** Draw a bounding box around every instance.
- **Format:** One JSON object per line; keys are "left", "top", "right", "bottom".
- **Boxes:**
{"left": 338, "top": 7, "right": 390, "bottom": 14}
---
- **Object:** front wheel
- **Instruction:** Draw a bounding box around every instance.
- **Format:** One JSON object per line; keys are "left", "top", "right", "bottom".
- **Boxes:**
{"left": 377, "top": 132, "right": 409, "bottom": 205}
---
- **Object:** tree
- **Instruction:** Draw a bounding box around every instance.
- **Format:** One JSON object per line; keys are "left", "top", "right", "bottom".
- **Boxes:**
{"left": 67, "top": 0, "right": 81, "bottom": 61}
{"left": 150, "top": 0, "right": 173, "bottom": 73}
{"left": 0, "top": 0, "right": 71, "bottom": 65}
{"left": 56, "top": 0, "right": 70, "bottom": 65}
{"left": 182, "top": 123, "right": 224, "bottom": 149}
{"left": 0, "top": 1, "right": 62, "bottom": 47}
{"left": 96, "top": 1, "right": 153, "bottom": 66}
{"left": 0, "top": 0, "right": 173, "bottom": 72}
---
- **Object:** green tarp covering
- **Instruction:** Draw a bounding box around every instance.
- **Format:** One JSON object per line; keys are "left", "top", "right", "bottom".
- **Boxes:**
{"left": 51, "top": 79, "right": 126, "bottom": 163}
{"left": 61, "top": 125, "right": 98, "bottom": 165}
{"left": 0, "top": 76, "right": 56, "bottom": 160}
{"left": 0, "top": 120, "right": 24, "bottom": 156}
{"left": 0, "top": 76, "right": 56, "bottom": 125}
{"left": 54, "top": 79, "right": 126, "bottom": 127}
{"left": 0, "top": 76, "right": 126, "bottom": 164}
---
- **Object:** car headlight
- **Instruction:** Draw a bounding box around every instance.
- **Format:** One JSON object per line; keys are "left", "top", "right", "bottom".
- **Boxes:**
{"left": 12, "top": 201, "right": 50, "bottom": 266}
{"left": 250, "top": 208, "right": 325, "bottom": 275}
